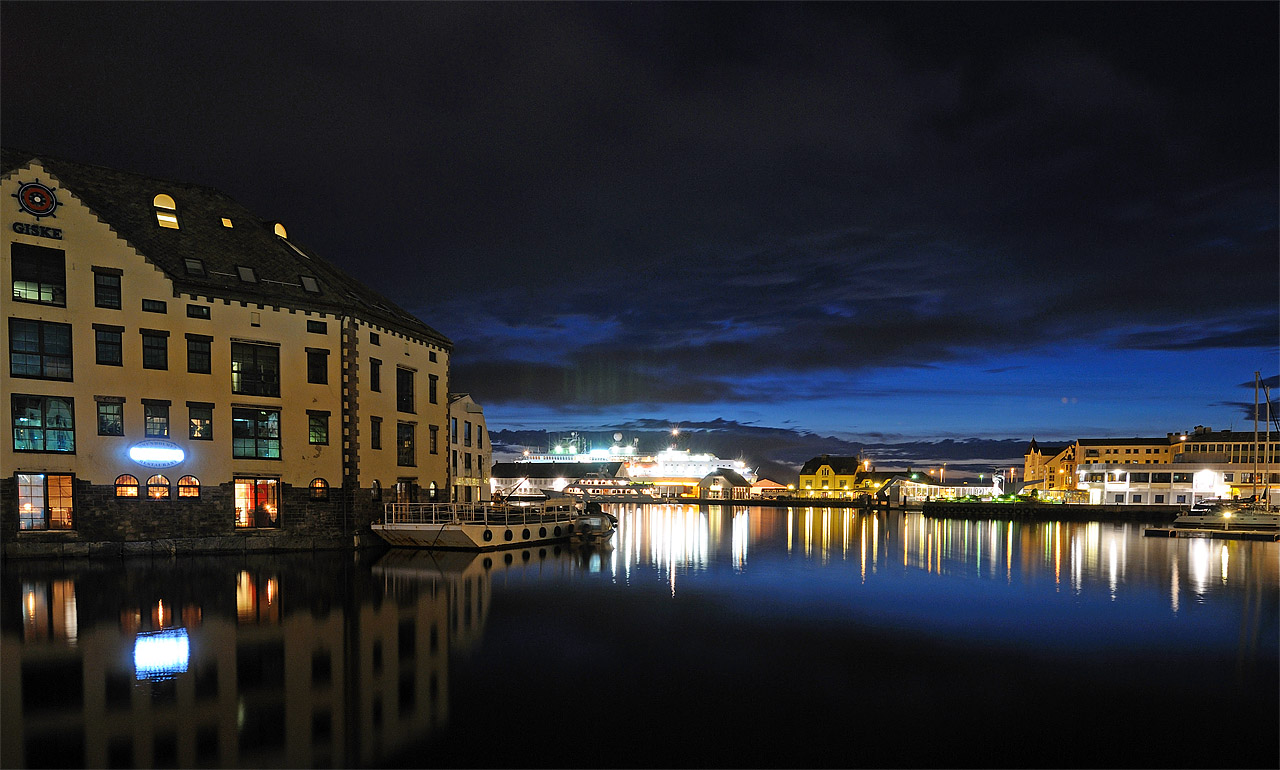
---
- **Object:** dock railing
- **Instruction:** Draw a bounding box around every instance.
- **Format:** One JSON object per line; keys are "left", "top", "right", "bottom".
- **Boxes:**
{"left": 381, "top": 501, "right": 576, "bottom": 527}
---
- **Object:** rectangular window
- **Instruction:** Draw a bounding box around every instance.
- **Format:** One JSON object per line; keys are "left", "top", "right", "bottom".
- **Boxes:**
{"left": 370, "top": 416, "right": 382, "bottom": 450}
{"left": 300, "top": 276, "right": 320, "bottom": 293}
{"left": 1154, "top": 494, "right": 1165, "bottom": 504}
{"left": 184, "top": 258, "right": 205, "bottom": 276}
{"left": 464, "top": 421, "right": 472, "bottom": 447}
{"left": 233, "top": 408, "right": 280, "bottom": 459}
{"left": 1172, "top": 472, "right": 1193, "bottom": 483}
{"left": 370, "top": 332, "right": 380, "bottom": 345}
{"left": 306, "top": 320, "right": 326, "bottom": 334}
{"left": 429, "top": 424, "right": 438, "bottom": 454}
{"left": 95, "top": 327, "right": 123, "bottom": 366}
{"left": 9, "top": 319, "right": 72, "bottom": 380}
{"left": 234, "top": 477, "right": 279, "bottom": 529}
{"left": 478, "top": 431, "right": 483, "bottom": 450}
{"left": 464, "top": 452, "right": 472, "bottom": 472}
{"left": 144, "top": 402, "right": 170, "bottom": 438}
{"left": 187, "top": 304, "right": 210, "bottom": 319}
{"left": 396, "top": 368, "right": 414, "bottom": 413}
{"left": 397, "top": 423, "right": 415, "bottom": 466}
{"left": 189, "top": 403, "right": 213, "bottom": 440}
{"left": 1114, "top": 494, "right": 1124, "bottom": 504}
{"left": 308, "top": 412, "right": 329, "bottom": 445}
{"left": 97, "top": 401, "right": 124, "bottom": 436}
{"left": 1131, "top": 494, "right": 1142, "bottom": 503}
{"left": 1176, "top": 495, "right": 1187, "bottom": 504}
{"left": 428, "top": 374, "right": 438, "bottom": 404}
{"left": 231, "top": 342, "right": 280, "bottom": 397}
{"left": 1130, "top": 472, "right": 1150, "bottom": 482}
{"left": 451, "top": 449, "right": 458, "bottom": 473}
{"left": 237, "top": 266, "right": 256, "bottom": 283}
{"left": 1223, "top": 472, "right": 1234, "bottom": 482}
{"left": 12, "top": 395, "right": 75, "bottom": 452}
{"left": 94, "top": 271, "right": 122, "bottom": 309}
{"left": 306, "top": 349, "right": 329, "bottom": 384}
{"left": 187, "top": 336, "right": 211, "bottom": 374}
{"left": 11, "top": 242, "right": 66, "bottom": 306}
{"left": 370, "top": 358, "right": 381, "bottom": 391}
{"left": 1151, "top": 473, "right": 1172, "bottom": 483}
{"left": 429, "top": 351, "right": 437, "bottom": 363}
{"left": 141, "top": 330, "right": 168, "bottom": 370}
{"left": 17, "top": 473, "right": 74, "bottom": 531}
{"left": 142, "top": 299, "right": 167, "bottom": 313}
{"left": 450, "top": 418, "right": 458, "bottom": 444}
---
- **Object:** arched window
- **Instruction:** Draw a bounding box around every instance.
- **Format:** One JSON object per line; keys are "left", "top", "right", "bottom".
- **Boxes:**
{"left": 310, "top": 478, "right": 329, "bottom": 500}
{"left": 153, "top": 194, "right": 179, "bottom": 229}
{"left": 147, "top": 474, "right": 170, "bottom": 499}
{"left": 273, "top": 222, "right": 288, "bottom": 238}
{"left": 177, "top": 475, "right": 200, "bottom": 498}
{"left": 115, "top": 474, "right": 139, "bottom": 497}
{"left": 428, "top": 480, "right": 438, "bottom": 501}
{"left": 371, "top": 479, "right": 381, "bottom": 502}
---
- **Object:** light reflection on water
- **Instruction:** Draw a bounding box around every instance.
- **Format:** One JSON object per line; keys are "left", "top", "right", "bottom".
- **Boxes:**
{"left": 2, "top": 505, "right": 1276, "bottom": 768}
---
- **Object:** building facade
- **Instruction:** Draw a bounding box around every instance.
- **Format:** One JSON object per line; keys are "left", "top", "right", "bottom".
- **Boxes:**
{"left": 446, "top": 393, "right": 490, "bottom": 502}
{"left": 2, "top": 150, "right": 451, "bottom": 557}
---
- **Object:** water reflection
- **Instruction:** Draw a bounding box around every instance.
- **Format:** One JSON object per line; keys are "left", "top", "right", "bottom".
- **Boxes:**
{"left": 2, "top": 506, "right": 1276, "bottom": 769}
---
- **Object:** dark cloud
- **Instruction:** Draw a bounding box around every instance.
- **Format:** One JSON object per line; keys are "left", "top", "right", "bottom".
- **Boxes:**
{"left": 3, "top": 2, "right": 1275, "bottom": 449}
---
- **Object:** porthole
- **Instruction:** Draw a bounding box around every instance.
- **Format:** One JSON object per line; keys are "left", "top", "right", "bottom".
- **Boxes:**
{"left": 504, "top": 529, "right": 513, "bottom": 541}
{"left": 483, "top": 529, "right": 493, "bottom": 542}
{"left": 522, "top": 528, "right": 530, "bottom": 540}
{"left": 539, "top": 527, "right": 547, "bottom": 538}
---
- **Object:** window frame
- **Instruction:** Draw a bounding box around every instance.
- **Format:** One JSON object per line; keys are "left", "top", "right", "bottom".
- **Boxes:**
{"left": 11, "top": 242, "right": 67, "bottom": 307}
{"left": 189, "top": 402, "right": 213, "bottom": 440}
{"left": 146, "top": 474, "right": 171, "bottom": 499}
{"left": 12, "top": 394, "right": 75, "bottom": 453}
{"left": 396, "top": 368, "right": 415, "bottom": 413}
{"left": 94, "top": 270, "right": 122, "bottom": 309}
{"left": 308, "top": 412, "right": 330, "bottom": 445}
{"left": 144, "top": 402, "right": 170, "bottom": 439}
{"left": 231, "top": 342, "right": 280, "bottom": 397}
{"left": 232, "top": 407, "right": 281, "bottom": 459}
{"left": 234, "top": 477, "right": 280, "bottom": 529}
{"left": 95, "top": 327, "right": 123, "bottom": 366}
{"left": 306, "top": 348, "right": 329, "bottom": 385}
{"left": 97, "top": 400, "right": 124, "bottom": 436}
{"left": 177, "top": 475, "right": 201, "bottom": 498}
{"left": 186, "top": 335, "right": 212, "bottom": 374}
{"left": 141, "top": 330, "right": 169, "bottom": 370}
{"left": 16, "top": 472, "right": 74, "bottom": 530}
{"left": 115, "top": 474, "right": 140, "bottom": 498}
{"left": 9, "top": 318, "right": 72, "bottom": 380}
{"left": 397, "top": 422, "right": 415, "bottom": 467}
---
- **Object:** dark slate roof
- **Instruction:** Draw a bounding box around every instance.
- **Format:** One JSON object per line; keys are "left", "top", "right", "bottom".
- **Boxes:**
{"left": 700, "top": 468, "right": 750, "bottom": 486}
{"left": 1077, "top": 437, "right": 1174, "bottom": 446}
{"left": 2, "top": 148, "right": 449, "bottom": 347}
{"left": 1027, "top": 440, "right": 1067, "bottom": 456}
{"left": 799, "top": 455, "right": 864, "bottom": 475}
{"left": 490, "top": 462, "right": 622, "bottom": 479}
{"left": 1180, "top": 429, "right": 1268, "bottom": 443}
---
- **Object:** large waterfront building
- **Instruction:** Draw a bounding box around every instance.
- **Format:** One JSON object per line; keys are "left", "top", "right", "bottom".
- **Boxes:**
{"left": 447, "top": 393, "right": 490, "bottom": 502}
{"left": 1024, "top": 426, "right": 1280, "bottom": 506}
{"left": 2, "top": 150, "right": 451, "bottom": 556}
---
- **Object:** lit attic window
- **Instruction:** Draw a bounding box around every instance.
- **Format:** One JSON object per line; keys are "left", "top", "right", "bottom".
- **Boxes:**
{"left": 300, "top": 275, "right": 321, "bottom": 293}
{"left": 153, "top": 194, "right": 179, "bottom": 229}
{"left": 273, "top": 223, "right": 288, "bottom": 238}
{"left": 221, "top": 218, "right": 233, "bottom": 228}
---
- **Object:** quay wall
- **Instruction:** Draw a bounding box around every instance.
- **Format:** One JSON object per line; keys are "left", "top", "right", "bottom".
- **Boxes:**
{"left": 668, "top": 497, "right": 1182, "bottom": 522}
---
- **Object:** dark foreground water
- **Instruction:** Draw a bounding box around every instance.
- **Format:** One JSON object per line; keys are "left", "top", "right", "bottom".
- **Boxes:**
{"left": 3, "top": 506, "right": 1276, "bottom": 769}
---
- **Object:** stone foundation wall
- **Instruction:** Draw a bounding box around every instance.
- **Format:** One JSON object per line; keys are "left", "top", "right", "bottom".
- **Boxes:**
{"left": 1, "top": 477, "right": 389, "bottom": 559}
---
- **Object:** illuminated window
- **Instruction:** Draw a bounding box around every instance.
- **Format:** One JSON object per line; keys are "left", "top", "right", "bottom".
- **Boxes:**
{"left": 308, "top": 412, "right": 329, "bottom": 445}
{"left": 18, "top": 473, "right": 74, "bottom": 530}
{"left": 178, "top": 476, "right": 200, "bottom": 498}
{"left": 189, "top": 403, "right": 213, "bottom": 440}
{"left": 371, "top": 479, "right": 381, "bottom": 502}
{"left": 235, "top": 477, "right": 279, "bottom": 528}
{"left": 397, "top": 423, "right": 415, "bottom": 467}
{"left": 147, "top": 474, "right": 170, "bottom": 499}
{"left": 221, "top": 217, "right": 233, "bottom": 227}
{"left": 310, "top": 478, "right": 329, "bottom": 500}
{"left": 231, "top": 342, "right": 279, "bottom": 396}
{"left": 153, "top": 194, "right": 179, "bottom": 229}
{"left": 112, "top": 474, "right": 139, "bottom": 498}
{"left": 232, "top": 408, "right": 280, "bottom": 459}
{"left": 144, "top": 402, "right": 169, "bottom": 438}
{"left": 12, "top": 242, "right": 67, "bottom": 306}
{"left": 12, "top": 394, "right": 75, "bottom": 452}
{"left": 273, "top": 222, "right": 288, "bottom": 238}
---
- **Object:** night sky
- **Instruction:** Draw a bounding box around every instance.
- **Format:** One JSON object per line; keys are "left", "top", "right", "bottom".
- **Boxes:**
{"left": 4, "top": 2, "right": 1276, "bottom": 477}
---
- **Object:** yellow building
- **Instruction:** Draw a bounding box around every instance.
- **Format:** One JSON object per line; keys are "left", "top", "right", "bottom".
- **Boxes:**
{"left": 1022, "top": 439, "right": 1076, "bottom": 496}
{"left": 447, "top": 393, "right": 490, "bottom": 502}
{"left": 797, "top": 455, "right": 868, "bottom": 498}
{"left": 3, "top": 149, "right": 451, "bottom": 557}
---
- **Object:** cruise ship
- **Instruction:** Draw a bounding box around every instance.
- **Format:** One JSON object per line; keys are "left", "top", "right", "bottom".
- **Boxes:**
{"left": 514, "top": 433, "right": 756, "bottom": 498}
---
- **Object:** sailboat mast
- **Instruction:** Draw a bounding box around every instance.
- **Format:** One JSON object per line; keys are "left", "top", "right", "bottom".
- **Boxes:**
{"left": 1253, "top": 371, "right": 1259, "bottom": 501}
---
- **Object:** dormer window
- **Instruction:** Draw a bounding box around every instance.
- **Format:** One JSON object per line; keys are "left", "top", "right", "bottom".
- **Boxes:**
{"left": 221, "top": 218, "right": 233, "bottom": 228}
{"left": 300, "top": 275, "right": 320, "bottom": 294}
{"left": 184, "top": 258, "right": 205, "bottom": 277}
{"left": 153, "top": 194, "right": 179, "bottom": 229}
{"left": 237, "top": 266, "right": 256, "bottom": 283}
{"left": 273, "top": 223, "right": 288, "bottom": 238}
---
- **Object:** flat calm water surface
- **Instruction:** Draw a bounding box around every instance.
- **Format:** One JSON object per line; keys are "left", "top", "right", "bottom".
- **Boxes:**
{"left": 4, "top": 505, "right": 1277, "bottom": 768}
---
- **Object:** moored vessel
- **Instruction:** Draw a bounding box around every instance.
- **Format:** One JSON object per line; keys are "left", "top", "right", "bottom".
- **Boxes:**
{"left": 372, "top": 493, "right": 579, "bottom": 550}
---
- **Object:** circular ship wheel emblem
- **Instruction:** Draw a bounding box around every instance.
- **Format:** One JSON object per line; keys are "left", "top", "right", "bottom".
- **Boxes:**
{"left": 14, "top": 181, "right": 60, "bottom": 218}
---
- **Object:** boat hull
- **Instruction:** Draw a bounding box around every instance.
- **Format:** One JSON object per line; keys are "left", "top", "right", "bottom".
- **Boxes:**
{"left": 1172, "top": 513, "right": 1280, "bottom": 531}
{"left": 372, "top": 521, "right": 574, "bottom": 550}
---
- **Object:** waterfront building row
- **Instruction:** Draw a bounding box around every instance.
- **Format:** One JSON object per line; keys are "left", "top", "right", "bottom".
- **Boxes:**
{"left": 1, "top": 149, "right": 470, "bottom": 556}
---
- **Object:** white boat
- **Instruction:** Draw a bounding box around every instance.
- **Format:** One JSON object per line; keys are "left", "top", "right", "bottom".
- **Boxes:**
{"left": 1173, "top": 498, "right": 1279, "bottom": 531}
{"left": 562, "top": 474, "right": 658, "bottom": 503}
{"left": 569, "top": 503, "right": 617, "bottom": 543}
{"left": 373, "top": 492, "right": 580, "bottom": 549}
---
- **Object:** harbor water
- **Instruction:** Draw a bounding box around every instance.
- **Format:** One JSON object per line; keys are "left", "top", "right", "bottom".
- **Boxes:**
{"left": 4, "top": 505, "right": 1277, "bottom": 768}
